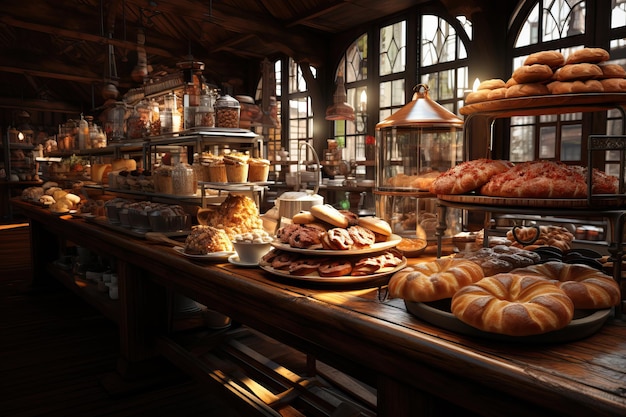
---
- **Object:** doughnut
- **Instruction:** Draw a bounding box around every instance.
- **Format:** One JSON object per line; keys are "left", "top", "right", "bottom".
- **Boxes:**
{"left": 524, "top": 50, "right": 565, "bottom": 68}
{"left": 451, "top": 274, "right": 574, "bottom": 336}
{"left": 310, "top": 204, "right": 349, "bottom": 228}
{"left": 322, "top": 228, "right": 354, "bottom": 250}
{"left": 566, "top": 47, "right": 610, "bottom": 65}
{"left": 388, "top": 258, "right": 484, "bottom": 302}
{"left": 318, "top": 260, "right": 353, "bottom": 277}
{"left": 512, "top": 64, "right": 554, "bottom": 83}
{"left": 511, "top": 261, "right": 620, "bottom": 309}
{"left": 347, "top": 225, "right": 376, "bottom": 248}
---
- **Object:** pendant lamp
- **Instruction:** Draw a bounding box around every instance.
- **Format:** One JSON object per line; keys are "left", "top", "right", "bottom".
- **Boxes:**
{"left": 325, "top": 72, "right": 355, "bottom": 121}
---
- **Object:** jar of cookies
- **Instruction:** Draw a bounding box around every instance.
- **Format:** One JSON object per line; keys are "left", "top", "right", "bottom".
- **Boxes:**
{"left": 215, "top": 94, "right": 240, "bottom": 128}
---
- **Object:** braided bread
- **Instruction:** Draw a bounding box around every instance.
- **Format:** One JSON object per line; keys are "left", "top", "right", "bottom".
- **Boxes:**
{"left": 451, "top": 274, "right": 574, "bottom": 336}
{"left": 388, "top": 258, "right": 484, "bottom": 302}
{"left": 511, "top": 261, "right": 620, "bottom": 309}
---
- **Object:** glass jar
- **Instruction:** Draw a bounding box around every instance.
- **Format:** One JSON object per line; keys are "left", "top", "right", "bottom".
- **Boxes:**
{"left": 215, "top": 94, "right": 240, "bottom": 128}
{"left": 171, "top": 162, "right": 197, "bottom": 196}
{"left": 126, "top": 101, "right": 150, "bottom": 140}
{"left": 105, "top": 101, "right": 127, "bottom": 142}
{"left": 195, "top": 90, "right": 216, "bottom": 127}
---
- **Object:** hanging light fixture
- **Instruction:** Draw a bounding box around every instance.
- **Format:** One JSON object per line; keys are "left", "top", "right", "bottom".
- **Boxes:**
{"left": 325, "top": 71, "right": 355, "bottom": 121}
{"left": 258, "top": 58, "right": 280, "bottom": 128}
{"left": 102, "top": 32, "right": 119, "bottom": 100}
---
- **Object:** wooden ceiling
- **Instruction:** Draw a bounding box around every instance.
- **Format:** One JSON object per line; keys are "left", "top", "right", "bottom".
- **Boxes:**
{"left": 0, "top": 0, "right": 426, "bottom": 115}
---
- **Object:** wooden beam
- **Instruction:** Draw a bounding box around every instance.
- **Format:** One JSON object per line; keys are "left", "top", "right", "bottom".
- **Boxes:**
{"left": 0, "top": 97, "right": 81, "bottom": 114}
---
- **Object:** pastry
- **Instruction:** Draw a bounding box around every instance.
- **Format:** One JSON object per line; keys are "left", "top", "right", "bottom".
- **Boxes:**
{"left": 388, "top": 258, "right": 484, "bottom": 302}
{"left": 430, "top": 158, "right": 513, "bottom": 195}
{"left": 451, "top": 274, "right": 574, "bottom": 336}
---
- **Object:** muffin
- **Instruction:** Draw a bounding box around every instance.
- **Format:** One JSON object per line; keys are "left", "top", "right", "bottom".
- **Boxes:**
{"left": 247, "top": 158, "right": 270, "bottom": 182}
{"left": 207, "top": 156, "right": 227, "bottom": 183}
{"left": 224, "top": 152, "right": 250, "bottom": 183}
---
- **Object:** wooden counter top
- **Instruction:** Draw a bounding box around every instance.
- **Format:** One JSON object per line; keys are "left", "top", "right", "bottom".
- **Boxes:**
{"left": 12, "top": 198, "right": 626, "bottom": 417}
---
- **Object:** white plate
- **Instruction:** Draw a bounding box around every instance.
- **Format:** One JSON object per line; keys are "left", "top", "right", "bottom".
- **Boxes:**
{"left": 228, "top": 254, "right": 259, "bottom": 267}
{"left": 173, "top": 246, "right": 235, "bottom": 261}
{"left": 270, "top": 234, "right": 402, "bottom": 256}
{"left": 259, "top": 257, "right": 406, "bottom": 284}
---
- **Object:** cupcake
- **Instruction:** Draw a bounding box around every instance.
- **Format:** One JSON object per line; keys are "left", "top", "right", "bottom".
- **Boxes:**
{"left": 247, "top": 158, "right": 270, "bottom": 182}
{"left": 207, "top": 156, "right": 227, "bottom": 183}
{"left": 224, "top": 152, "right": 250, "bottom": 183}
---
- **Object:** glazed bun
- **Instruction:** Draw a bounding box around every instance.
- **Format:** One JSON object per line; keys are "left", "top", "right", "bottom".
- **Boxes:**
{"left": 505, "top": 83, "right": 550, "bottom": 98}
{"left": 451, "top": 274, "right": 574, "bottom": 336}
{"left": 554, "top": 63, "right": 603, "bottom": 81}
{"left": 565, "top": 47, "right": 610, "bottom": 65}
{"left": 358, "top": 216, "right": 392, "bottom": 237}
{"left": 292, "top": 211, "right": 316, "bottom": 224}
{"left": 310, "top": 204, "right": 349, "bottom": 228}
{"left": 512, "top": 64, "right": 553, "bottom": 84}
{"left": 478, "top": 78, "right": 506, "bottom": 90}
{"left": 465, "top": 89, "right": 491, "bottom": 104}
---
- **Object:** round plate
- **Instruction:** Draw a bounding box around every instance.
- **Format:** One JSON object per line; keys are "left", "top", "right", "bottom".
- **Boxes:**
{"left": 260, "top": 257, "right": 406, "bottom": 284}
{"left": 404, "top": 299, "right": 611, "bottom": 343}
{"left": 173, "top": 246, "right": 235, "bottom": 261}
{"left": 270, "top": 234, "right": 402, "bottom": 255}
{"left": 228, "top": 254, "right": 259, "bottom": 267}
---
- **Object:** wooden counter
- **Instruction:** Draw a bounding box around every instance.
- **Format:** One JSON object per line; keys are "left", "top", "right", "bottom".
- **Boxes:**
{"left": 12, "top": 198, "right": 626, "bottom": 417}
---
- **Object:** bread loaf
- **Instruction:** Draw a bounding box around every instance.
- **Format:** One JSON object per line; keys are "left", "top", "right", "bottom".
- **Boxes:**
{"left": 512, "top": 64, "right": 553, "bottom": 84}
{"left": 511, "top": 261, "right": 620, "bottom": 309}
{"left": 388, "top": 258, "right": 484, "bottom": 302}
{"left": 524, "top": 50, "right": 565, "bottom": 68}
{"left": 451, "top": 274, "right": 574, "bottom": 336}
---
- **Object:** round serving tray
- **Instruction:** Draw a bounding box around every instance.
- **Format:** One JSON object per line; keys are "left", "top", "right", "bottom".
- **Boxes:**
{"left": 459, "top": 93, "right": 626, "bottom": 116}
{"left": 437, "top": 193, "right": 591, "bottom": 208}
{"left": 270, "top": 234, "right": 402, "bottom": 256}
{"left": 260, "top": 257, "right": 406, "bottom": 284}
{"left": 405, "top": 299, "right": 611, "bottom": 344}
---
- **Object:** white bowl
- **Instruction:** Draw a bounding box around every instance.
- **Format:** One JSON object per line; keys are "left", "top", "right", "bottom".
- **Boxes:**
{"left": 232, "top": 241, "right": 272, "bottom": 264}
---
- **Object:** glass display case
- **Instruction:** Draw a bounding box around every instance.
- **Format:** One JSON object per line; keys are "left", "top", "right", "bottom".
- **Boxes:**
{"left": 374, "top": 84, "right": 464, "bottom": 248}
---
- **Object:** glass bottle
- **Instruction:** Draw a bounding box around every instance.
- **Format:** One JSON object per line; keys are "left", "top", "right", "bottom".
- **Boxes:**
{"left": 78, "top": 114, "right": 89, "bottom": 149}
{"left": 171, "top": 161, "right": 197, "bottom": 196}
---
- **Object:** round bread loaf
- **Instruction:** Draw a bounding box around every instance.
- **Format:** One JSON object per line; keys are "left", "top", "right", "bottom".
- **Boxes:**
{"left": 478, "top": 78, "right": 506, "bottom": 90}
{"left": 487, "top": 87, "right": 508, "bottom": 100}
{"left": 566, "top": 47, "right": 610, "bottom": 65}
{"left": 388, "top": 258, "right": 484, "bottom": 302}
{"left": 310, "top": 204, "right": 349, "bottom": 228}
{"left": 598, "top": 63, "right": 626, "bottom": 78}
{"left": 524, "top": 50, "right": 565, "bottom": 68}
{"left": 505, "top": 83, "right": 550, "bottom": 98}
{"left": 554, "top": 63, "right": 603, "bottom": 81}
{"left": 511, "top": 261, "right": 620, "bottom": 309}
{"left": 512, "top": 64, "right": 553, "bottom": 83}
{"left": 600, "top": 78, "right": 626, "bottom": 92}
{"left": 465, "top": 89, "right": 491, "bottom": 104}
{"left": 451, "top": 274, "right": 574, "bottom": 336}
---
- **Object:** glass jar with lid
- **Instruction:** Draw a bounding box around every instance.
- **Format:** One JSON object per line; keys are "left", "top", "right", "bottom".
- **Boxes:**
{"left": 171, "top": 162, "right": 197, "bottom": 195}
{"left": 126, "top": 100, "right": 151, "bottom": 140}
{"left": 215, "top": 94, "right": 240, "bottom": 128}
{"left": 195, "top": 89, "right": 216, "bottom": 127}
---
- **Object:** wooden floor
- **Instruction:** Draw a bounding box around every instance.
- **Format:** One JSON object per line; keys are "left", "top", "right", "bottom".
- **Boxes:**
{"left": 0, "top": 223, "right": 244, "bottom": 417}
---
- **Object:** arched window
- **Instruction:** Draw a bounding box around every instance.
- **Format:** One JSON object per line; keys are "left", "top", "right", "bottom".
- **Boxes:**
{"left": 507, "top": 0, "right": 624, "bottom": 173}
{"left": 331, "top": 10, "right": 470, "bottom": 176}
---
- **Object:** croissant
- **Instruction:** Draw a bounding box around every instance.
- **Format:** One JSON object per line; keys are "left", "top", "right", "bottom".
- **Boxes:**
{"left": 451, "top": 274, "right": 574, "bottom": 336}
{"left": 388, "top": 258, "right": 484, "bottom": 302}
{"left": 511, "top": 261, "right": 620, "bottom": 309}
